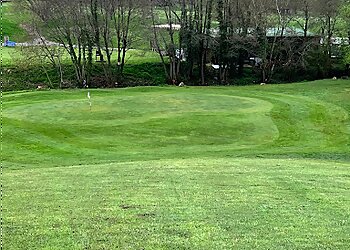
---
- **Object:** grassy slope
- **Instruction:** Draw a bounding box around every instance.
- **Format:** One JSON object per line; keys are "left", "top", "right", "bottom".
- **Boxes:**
{"left": 2, "top": 46, "right": 165, "bottom": 90}
{"left": 3, "top": 2, "right": 31, "bottom": 42}
{"left": 4, "top": 80, "right": 350, "bottom": 249}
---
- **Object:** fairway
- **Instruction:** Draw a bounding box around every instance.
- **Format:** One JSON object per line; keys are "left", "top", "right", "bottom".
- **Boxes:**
{"left": 4, "top": 80, "right": 350, "bottom": 249}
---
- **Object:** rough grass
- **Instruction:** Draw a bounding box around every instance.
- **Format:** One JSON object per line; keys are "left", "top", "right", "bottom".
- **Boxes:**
{"left": 2, "top": 47, "right": 166, "bottom": 90}
{"left": 4, "top": 80, "right": 350, "bottom": 249}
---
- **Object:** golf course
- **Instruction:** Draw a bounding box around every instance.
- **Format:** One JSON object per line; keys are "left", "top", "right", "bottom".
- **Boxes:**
{"left": 4, "top": 80, "right": 350, "bottom": 249}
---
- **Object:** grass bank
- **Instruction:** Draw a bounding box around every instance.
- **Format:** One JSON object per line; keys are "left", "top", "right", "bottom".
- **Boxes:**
{"left": 3, "top": 2, "right": 31, "bottom": 42}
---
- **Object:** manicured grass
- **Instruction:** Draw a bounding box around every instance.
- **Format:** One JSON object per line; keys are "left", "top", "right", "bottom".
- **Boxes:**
{"left": 4, "top": 80, "right": 350, "bottom": 249}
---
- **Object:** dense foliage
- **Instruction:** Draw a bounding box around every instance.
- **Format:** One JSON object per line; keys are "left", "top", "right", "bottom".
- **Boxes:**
{"left": 8, "top": 0, "right": 350, "bottom": 87}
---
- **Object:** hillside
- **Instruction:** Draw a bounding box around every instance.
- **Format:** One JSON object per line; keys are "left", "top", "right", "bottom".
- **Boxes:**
{"left": 3, "top": 2, "right": 31, "bottom": 42}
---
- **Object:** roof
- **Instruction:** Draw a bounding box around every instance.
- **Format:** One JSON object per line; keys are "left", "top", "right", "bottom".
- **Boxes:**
{"left": 266, "top": 27, "right": 316, "bottom": 37}
{"left": 154, "top": 24, "right": 181, "bottom": 30}
{"left": 155, "top": 24, "right": 317, "bottom": 38}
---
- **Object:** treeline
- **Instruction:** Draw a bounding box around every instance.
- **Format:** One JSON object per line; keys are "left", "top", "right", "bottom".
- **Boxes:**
{"left": 16, "top": 0, "right": 350, "bottom": 87}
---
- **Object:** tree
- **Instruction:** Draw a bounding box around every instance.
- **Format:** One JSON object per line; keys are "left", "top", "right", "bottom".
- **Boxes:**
{"left": 25, "top": 0, "right": 94, "bottom": 86}
{"left": 112, "top": 0, "right": 134, "bottom": 75}
{"left": 150, "top": 0, "right": 182, "bottom": 84}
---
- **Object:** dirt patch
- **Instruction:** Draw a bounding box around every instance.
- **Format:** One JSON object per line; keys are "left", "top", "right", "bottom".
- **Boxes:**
{"left": 137, "top": 213, "right": 156, "bottom": 218}
{"left": 119, "top": 204, "right": 139, "bottom": 210}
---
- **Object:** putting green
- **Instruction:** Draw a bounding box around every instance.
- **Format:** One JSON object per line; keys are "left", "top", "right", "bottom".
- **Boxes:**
{"left": 4, "top": 89, "right": 281, "bottom": 167}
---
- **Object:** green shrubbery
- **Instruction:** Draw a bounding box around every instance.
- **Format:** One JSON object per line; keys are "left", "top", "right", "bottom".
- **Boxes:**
{"left": 3, "top": 58, "right": 167, "bottom": 91}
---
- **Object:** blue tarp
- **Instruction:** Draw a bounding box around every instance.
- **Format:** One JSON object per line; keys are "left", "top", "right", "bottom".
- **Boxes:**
{"left": 5, "top": 40, "right": 16, "bottom": 47}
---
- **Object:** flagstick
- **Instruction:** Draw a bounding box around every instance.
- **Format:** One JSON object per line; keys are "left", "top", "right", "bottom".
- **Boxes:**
{"left": 83, "top": 80, "right": 92, "bottom": 111}
{"left": 87, "top": 91, "right": 92, "bottom": 111}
